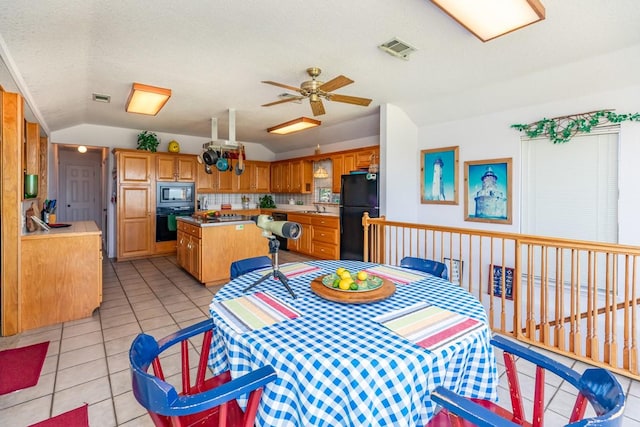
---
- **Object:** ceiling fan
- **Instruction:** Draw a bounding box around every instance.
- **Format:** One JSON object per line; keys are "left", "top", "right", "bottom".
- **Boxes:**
{"left": 261, "top": 67, "right": 372, "bottom": 116}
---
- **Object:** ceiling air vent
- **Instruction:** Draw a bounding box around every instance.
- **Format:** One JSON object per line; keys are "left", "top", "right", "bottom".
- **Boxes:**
{"left": 92, "top": 93, "right": 111, "bottom": 103}
{"left": 378, "top": 38, "right": 417, "bottom": 60}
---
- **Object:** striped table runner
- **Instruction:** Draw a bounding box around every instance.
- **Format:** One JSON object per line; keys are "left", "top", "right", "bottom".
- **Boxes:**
{"left": 364, "top": 265, "right": 427, "bottom": 284}
{"left": 257, "top": 262, "right": 321, "bottom": 279}
{"left": 212, "top": 292, "right": 302, "bottom": 333}
{"left": 374, "top": 302, "right": 483, "bottom": 351}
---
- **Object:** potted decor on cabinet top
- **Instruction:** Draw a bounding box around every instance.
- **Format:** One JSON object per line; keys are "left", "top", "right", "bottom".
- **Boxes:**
{"left": 136, "top": 130, "right": 160, "bottom": 152}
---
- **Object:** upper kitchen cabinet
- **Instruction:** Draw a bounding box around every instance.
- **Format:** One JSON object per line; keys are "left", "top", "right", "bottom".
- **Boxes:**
{"left": 331, "top": 147, "right": 379, "bottom": 193}
{"left": 236, "top": 161, "right": 270, "bottom": 193}
{"left": 156, "top": 154, "right": 196, "bottom": 182}
{"left": 271, "top": 159, "right": 312, "bottom": 193}
{"left": 24, "top": 121, "right": 40, "bottom": 175}
{"left": 118, "top": 150, "right": 153, "bottom": 184}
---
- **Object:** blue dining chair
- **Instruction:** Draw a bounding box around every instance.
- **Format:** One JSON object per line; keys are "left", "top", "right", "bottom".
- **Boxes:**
{"left": 129, "top": 318, "right": 277, "bottom": 427}
{"left": 427, "top": 335, "right": 626, "bottom": 427}
{"left": 400, "top": 256, "right": 448, "bottom": 280}
{"left": 230, "top": 255, "right": 272, "bottom": 279}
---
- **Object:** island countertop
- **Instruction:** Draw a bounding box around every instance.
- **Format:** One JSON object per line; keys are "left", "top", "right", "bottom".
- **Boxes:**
{"left": 177, "top": 216, "right": 255, "bottom": 227}
{"left": 22, "top": 220, "right": 102, "bottom": 239}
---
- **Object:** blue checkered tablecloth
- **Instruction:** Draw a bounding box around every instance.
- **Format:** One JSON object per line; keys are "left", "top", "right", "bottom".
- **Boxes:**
{"left": 208, "top": 260, "right": 498, "bottom": 426}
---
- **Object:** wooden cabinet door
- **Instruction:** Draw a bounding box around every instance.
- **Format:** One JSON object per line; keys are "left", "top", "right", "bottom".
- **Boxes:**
{"left": 343, "top": 153, "right": 356, "bottom": 174}
{"left": 191, "top": 237, "right": 202, "bottom": 280}
{"left": 119, "top": 152, "right": 152, "bottom": 184}
{"left": 156, "top": 155, "right": 177, "bottom": 181}
{"left": 117, "top": 185, "right": 153, "bottom": 259}
{"left": 24, "top": 121, "right": 40, "bottom": 175}
{"left": 176, "top": 230, "right": 188, "bottom": 268}
{"left": 236, "top": 162, "right": 252, "bottom": 192}
{"left": 332, "top": 155, "right": 344, "bottom": 193}
{"left": 355, "top": 148, "right": 377, "bottom": 169}
{"left": 176, "top": 156, "right": 196, "bottom": 181}
{"left": 299, "top": 223, "right": 312, "bottom": 254}
{"left": 289, "top": 160, "right": 302, "bottom": 193}
{"left": 196, "top": 162, "right": 215, "bottom": 193}
{"left": 253, "top": 161, "right": 271, "bottom": 192}
{"left": 217, "top": 168, "right": 234, "bottom": 192}
{"left": 271, "top": 162, "right": 286, "bottom": 193}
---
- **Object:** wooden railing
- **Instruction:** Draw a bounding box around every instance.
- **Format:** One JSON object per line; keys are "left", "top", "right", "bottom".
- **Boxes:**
{"left": 363, "top": 213, "right": 640, "bottom": 379}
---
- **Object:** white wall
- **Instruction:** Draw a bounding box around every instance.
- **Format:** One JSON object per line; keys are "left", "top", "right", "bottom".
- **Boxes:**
{"left": 51, "top": 124, "right": 277, "bottom": 160}
{"left": 383, "top": 85, "right": 640, "bottom": 244}
{"left": 381, "top": 104, "right": 419, "bottom": 223}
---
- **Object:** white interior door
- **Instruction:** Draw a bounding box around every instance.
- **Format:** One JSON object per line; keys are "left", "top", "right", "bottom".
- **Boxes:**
{"left": 59, "top": 148, "right": 101, "bottom": 225}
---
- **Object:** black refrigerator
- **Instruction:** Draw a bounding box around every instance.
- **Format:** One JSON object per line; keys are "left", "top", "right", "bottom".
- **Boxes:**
{"left": 340, "top": 173, "right": 380, "bottom": 260}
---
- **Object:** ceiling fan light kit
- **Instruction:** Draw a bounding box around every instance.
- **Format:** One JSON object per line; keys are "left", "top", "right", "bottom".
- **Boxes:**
{"left": 125, "top": 82, "right": 171, "bottom": 115}
{"left": 267, "top": 117, "right": 321, "bottom": 135}
{"left": 262, "top": 67, "right": 372, "bottom": 116}
{"left": 429, "top": 0, "right": 545, "bottom": 42}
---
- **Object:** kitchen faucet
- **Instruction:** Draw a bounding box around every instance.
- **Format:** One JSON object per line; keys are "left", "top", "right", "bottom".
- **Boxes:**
{"left": 314, "top": 204, "right": 321, "bottom": 212}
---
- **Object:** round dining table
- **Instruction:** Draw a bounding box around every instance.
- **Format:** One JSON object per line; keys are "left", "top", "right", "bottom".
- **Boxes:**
{"left": 208, "top": 260, "right": 498, "bottom": 426}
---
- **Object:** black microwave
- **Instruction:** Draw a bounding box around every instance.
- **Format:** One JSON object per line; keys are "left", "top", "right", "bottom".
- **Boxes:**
{"left": 157, "top": 182, "right": 195, "bottom": 206}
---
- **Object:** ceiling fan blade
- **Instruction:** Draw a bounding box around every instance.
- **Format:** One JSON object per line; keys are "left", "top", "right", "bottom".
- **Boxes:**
{"left": 261, "top": 96, "right": 303, "bottom": 107}
{"left": 310, "top": 99, "right": 326, "bottom": 116}
{"left": 261, "top": 80, "right": 302, "bottom": 92}
{"left": 318, "top": 75, "right": 353, "bottom": 92}
{"left": 327, "top": 94, "right": 372, "bottom": 106}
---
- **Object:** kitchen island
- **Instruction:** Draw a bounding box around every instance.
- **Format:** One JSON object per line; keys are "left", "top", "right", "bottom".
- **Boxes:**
{"left": 177, "top": 216, "right": 269, "bottom": 286}
{"left": 20, "top": 221, "right": 103, "bottom": 331}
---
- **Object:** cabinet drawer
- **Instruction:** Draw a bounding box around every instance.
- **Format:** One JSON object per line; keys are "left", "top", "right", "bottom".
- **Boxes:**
{"left": 287, "top": 214, "right": 312, "bottom": 224}
{"left": 312, "top": 225, "right": 339, "bottom": 244}
{"left": 310, "top": 216, "right": 339, "bottom": 228}
{"left": 312, "top": 241, "right": 339, "bottom": 260}
{"left": 177, "top": 221, "right": 201, "bottom": 237}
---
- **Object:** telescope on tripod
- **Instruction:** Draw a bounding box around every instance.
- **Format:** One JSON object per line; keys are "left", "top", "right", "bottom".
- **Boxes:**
{"left": 242, "top": 215, "right": 302, "bottom": 298}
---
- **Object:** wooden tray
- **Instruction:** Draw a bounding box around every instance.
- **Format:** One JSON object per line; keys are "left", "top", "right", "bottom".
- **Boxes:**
{"left": 310, "top": 276, "right": 396, "bottom": 304}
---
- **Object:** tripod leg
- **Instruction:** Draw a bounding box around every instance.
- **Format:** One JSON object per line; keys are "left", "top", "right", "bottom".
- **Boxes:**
{"left": 274, "top": 270, "right": 297, "bottom": 299}
{"left": 242, "top": 272, "right": 273, "bottom": 293}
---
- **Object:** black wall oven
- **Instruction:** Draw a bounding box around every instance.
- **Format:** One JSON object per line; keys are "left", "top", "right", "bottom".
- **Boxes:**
{"left": 156, "top": 182, "right": 195, "bottom": 242}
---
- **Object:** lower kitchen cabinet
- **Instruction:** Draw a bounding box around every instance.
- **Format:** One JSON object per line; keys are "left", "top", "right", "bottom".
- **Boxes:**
{"left": 287, "top": 213, "right": 340, "bottom": 260}
{"left": 287, "top": 213, "right": 312, "bottom": 255}
{"left": 177, "top": 219, "right": 269, "bottom": 285}
{"left": 310, "top": 216, "right": 340, "bottom": 259}
{"left": 21, "top": 221, "right": 103, "bottom": 331}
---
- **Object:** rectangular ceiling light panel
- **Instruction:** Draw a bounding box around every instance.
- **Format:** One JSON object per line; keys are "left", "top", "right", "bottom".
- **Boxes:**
{"left": 430, "top": 0, "right": 545, "bottom": 42}
{"left": 125, "top": 83, "right": 172, "bottom": 115}
{"left": 267, "top": 117, "right": 321, "bottom": 135}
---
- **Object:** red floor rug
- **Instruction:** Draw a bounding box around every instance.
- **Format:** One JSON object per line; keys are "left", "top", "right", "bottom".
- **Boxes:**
{"left": 0, "top": 341, "right": 49, "bottom": 395}
{"left": 29, "top": 404, "right": 89, "bottom": 427}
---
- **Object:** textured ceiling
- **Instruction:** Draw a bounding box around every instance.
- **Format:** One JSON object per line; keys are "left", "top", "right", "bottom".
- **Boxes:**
{"left": 1, "top": 0, "right": 640, "bottom": 153}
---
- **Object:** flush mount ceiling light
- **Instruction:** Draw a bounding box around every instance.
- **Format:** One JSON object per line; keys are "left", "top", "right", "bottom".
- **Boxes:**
{"left": 125, "top": 83, "right": 171, "bottom": 115}
{"left": 267, "top": 117, "right": 321, "bottom": 135}
{"left": 77, "top": 145, "right": 87, "bottom": 153}
{"left": 429, "top": 0, "right": 545, "bottom": 42}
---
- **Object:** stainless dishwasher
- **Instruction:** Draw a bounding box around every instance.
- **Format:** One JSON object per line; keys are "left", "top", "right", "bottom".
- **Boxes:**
{"left": 270, "top": 212, "right": 288, "bottom": 250}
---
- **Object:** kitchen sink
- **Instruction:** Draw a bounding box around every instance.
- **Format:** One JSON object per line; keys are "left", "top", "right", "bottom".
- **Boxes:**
{"left": 296, "top": 210, "right": 323, "bottom": 214}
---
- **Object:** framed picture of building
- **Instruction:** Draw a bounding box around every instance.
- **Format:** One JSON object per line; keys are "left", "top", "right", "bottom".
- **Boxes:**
{"left": 464, "top": 158, "right": 512, "bottom": 224}
{"left": 420, "top": 146, "right": 459, "bottom": 204}
{"left": 489, "top": 264, "right": 514, "bottom": 300}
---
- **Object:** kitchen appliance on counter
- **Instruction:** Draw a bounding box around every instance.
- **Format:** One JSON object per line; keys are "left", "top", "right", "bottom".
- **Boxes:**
{"left": 340, "top": 173, "right": 379, "bottom": 260}
{"left": 271, "top": 211, "right": 288, "bottom": 250}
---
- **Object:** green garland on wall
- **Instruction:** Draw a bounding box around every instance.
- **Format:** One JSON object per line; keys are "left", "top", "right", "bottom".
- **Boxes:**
{"left": 511, "top": 110, "right": 640, "bottom": 144}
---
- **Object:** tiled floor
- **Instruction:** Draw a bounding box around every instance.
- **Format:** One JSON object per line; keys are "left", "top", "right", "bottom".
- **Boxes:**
{"left": 1, "top": 251, "right": 639, "bottom": 426}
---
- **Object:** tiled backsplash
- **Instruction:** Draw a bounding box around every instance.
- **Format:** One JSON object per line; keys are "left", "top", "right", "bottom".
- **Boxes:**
{"left": 198, "top": 192, "right": 339, "bottom": 210}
